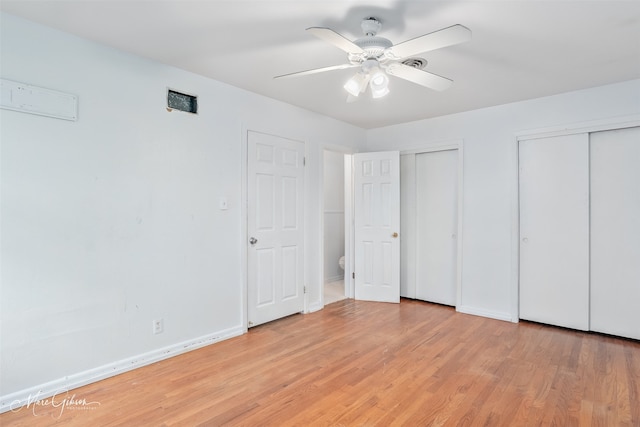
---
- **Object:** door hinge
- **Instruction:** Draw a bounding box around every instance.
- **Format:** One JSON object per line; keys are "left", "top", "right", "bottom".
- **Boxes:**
{"left": 303, "top": 156, "right": 306, "bottom": 166}
{"left": 352, "top": 272, "right": 355, "bottom": 279}
{"left": 304, "top": 286, "right": 307, "bottom": 294}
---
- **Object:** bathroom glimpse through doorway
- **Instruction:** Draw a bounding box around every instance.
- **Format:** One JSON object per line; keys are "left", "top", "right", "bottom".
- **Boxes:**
{"left": 323, "top": 149, "right": 349, "bottom": 306}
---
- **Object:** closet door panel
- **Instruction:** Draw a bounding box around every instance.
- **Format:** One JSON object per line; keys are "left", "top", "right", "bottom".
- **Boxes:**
{"left": 415, "top": 150, "right": 458, "bottom": 305}
{"left": 590, "top": 126, "right": 640, "bottom": 340}
{"left": 519, "top": 134, "right": 589, "bottom": 330}
{"left": 400, "top": 154, "right": 417, "bottom": 298}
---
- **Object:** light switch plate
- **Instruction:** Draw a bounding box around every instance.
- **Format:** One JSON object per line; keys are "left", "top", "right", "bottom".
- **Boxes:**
{"left": 218, "top": 197, "right": 228, "bottom": 210}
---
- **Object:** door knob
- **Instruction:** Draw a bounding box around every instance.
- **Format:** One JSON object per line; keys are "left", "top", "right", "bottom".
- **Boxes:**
{"left": 392, "top": 232, "right": 398, "bottom": 238}
{"left": 249, "top": 237, "right": 258, "bottom": 245}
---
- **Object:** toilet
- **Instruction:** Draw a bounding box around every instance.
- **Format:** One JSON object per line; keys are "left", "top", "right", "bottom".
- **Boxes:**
{"left": 338, "top": 255, "right": 345, "bottom": 271}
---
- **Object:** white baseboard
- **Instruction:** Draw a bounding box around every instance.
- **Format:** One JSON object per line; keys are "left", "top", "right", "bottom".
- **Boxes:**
{"left": 0, "top": 325, "right": 243, "bottom": 414}
{"left": 324, "top": 275, "right": 343, "bottom": 284}
{"left": 307, "top": 301, "right": 323, "bottom": 313}
{"left": 456, "top": 305, "right": 513, "bottom": 322}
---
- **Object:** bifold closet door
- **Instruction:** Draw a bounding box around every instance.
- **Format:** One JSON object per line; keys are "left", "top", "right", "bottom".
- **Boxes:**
{"left": 590, "top": 126, "right": 640, "bottom": 340}
{"left": 415, "top": 150, "right": 458, "bottom": 305}
{"left": 400, "top": 150, "right": 458, "bottom": 303}
{"left": 400, "top": 155, "right": 417, "bottom": 298}
{"left": 519, "top": 134, "right": 589, "bottom": 330}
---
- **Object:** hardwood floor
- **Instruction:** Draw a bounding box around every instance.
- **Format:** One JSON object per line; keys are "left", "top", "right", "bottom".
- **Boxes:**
{"left": 2, "top": 298, "right": 639, "bottom": 426}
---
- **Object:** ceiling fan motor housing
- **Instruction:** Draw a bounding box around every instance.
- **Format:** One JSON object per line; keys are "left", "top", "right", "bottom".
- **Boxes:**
{"left": 361, "top": 18, "right": 382, "bottom": 36}
{"left": 347, "top": 18, "right": 393, "bottom": 63}
{"left": 354, "top": 36, "right": 392, "bottom": 53}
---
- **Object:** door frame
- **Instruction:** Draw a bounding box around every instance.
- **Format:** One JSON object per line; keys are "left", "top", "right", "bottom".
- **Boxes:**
{"left": 511, "top": 114, "right": 640, "bottom": 323}
{"left": 399, "top": 141, "right": 464, "bottom": 308}
{"left": 319, "top": 146, "right": 355, "bottom": 310}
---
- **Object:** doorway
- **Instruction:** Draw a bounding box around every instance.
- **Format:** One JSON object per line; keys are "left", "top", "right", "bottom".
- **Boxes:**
{"left": 322, "top": 150, "right": 347, "bottom": 305}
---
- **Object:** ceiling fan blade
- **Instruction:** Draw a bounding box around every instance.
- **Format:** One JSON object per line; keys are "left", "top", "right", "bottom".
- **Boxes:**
{"left": 274, "top": 63, "right": 359, "bottom": 79}
{"left": 387, "top": 24, "right": 471, "bottom": 59}
{"left": 307, "top": 27, "right": 365, "bottom": 54}
{"left": 386, "top": 63, "right": 453, "bottom": 91}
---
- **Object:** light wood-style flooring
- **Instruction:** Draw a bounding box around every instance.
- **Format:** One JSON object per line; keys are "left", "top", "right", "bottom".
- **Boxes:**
{"left": 2, "top": 298, "right": 639, "bottom": 426}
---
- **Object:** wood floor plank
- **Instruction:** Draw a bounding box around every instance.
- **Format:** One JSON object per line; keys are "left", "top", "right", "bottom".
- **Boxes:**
{"left": 2, "top": 298, "right": 639, "bottom": 426}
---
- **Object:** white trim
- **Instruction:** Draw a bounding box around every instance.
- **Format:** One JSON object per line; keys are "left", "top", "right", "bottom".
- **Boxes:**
{"left": 322, "top": 143, "right": 358, "bottom": 156}
{"left": 319, "top": 150, "right": 325, "bottom": 308}
{"left": 344, "top": 154, "right": 355, "bottom": 299}
{"left": 400, "top": 141, "right": 460, "bottom": 155}
{"left": 455, "top": 141, "right": 465, "bottom": 309}
{"left": 509, "top": 130, "right": 520, "bottom": 323}
{"left": 511, "top": 114, "right": 640, "bottom": 325}
{"left": 516, "top": 114, "right": 640, "bottom": 141}
{"left": 303, "top": 140, "right": 309, "bottom": 314}
{"left": 457, "top": 306, "right": 512, "bottom": 322}
{"left": 240, "top": 123, "right": 249, "bottom": 332}
{"left": 0, "top": 325, "right": 243, "bottom": 414}
{"left": 307, "top": 301, "right": 323, "bottom": 313}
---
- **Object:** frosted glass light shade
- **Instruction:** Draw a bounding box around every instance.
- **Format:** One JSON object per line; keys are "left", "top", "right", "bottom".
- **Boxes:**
{"left": 370, "top": 71, "right": 389, "bottom": 98}
{"left": 344, "top": 73, "right": 367, "bottom": 97}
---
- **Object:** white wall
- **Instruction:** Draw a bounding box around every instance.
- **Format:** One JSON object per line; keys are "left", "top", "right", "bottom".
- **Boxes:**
{"left": 367, "top": 79, "right": 640, "bottom": 321}
{"left": 0, "top": 12, "right": 365, "bottom": 407}
{"left": 323, "top": 150, "right": 345, "bottom": 283}
{"left": 3, "top": 9, "right": 640, "bottom": 412}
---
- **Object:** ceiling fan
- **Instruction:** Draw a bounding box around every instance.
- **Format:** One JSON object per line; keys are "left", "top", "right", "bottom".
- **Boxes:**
{"left": 275, "top": 17, "right": 471, "bottom": 101}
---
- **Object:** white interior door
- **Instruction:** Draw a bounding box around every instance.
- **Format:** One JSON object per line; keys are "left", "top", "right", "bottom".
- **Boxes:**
{"left": 247, "top": 131, "right": 304, "bottom": 327}
{"left": 590, "top": 126, "right": 640, "bottom": 340}
{"left": 354, "top": 151, "right": 400, "bottom": 303}
{"left": 415, "top": 150, "right": 459, "bottom": 305}
{"left": 519, "top": 134, "right": 589, "bottom": 330}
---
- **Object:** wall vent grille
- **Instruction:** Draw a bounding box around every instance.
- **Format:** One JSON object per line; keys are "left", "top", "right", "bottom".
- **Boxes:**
{"left": 167, "top": 89, "right": 197, "bottom": 114}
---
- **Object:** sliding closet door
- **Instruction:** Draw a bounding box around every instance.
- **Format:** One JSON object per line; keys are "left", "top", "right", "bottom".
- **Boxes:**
{"left": 590, "top": 126, "right": 640, "bottom": 340}
{"left": 400, "top": 154, "right": 417, "bottom": 298}
{"left": 415, "top": 150, "right": 458, "bottom": 305}
{"left": 519, "top": 134, "right": 589, "bottom": 330}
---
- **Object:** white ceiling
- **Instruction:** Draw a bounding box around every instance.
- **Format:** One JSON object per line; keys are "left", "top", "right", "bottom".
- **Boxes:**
{"left": 2, "top": 1, "right": 639, "bottom": 129}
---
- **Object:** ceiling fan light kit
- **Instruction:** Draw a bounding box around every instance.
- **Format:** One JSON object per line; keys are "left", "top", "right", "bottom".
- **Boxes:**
{"left": 343, "top": 72, "right": 368, "bottom": 96}
{"left": 344, "top": 57, "right": 390, "bottom": 98}
{"left": 369, "top": 71, "right": 390, "bottom": 98}
{"left": 275, "top": 17, "right": 471, "bottom": 102}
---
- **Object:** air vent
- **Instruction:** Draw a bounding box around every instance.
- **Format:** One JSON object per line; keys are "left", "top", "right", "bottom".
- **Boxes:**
{"left": 167, "top": 89, "right": 197, "bottom": 114}
{"left": 401, "top": 58, "right": 427, "bottom": 69}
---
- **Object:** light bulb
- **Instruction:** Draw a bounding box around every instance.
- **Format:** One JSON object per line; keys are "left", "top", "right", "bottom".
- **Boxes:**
{"left": 370, "top": 71, "right": 389, "bottom": 98}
